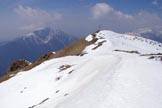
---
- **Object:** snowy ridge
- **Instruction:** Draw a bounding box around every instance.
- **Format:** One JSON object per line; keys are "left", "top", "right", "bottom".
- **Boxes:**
{"left": 0, "top": 30, "right": 162, "bottom": 108}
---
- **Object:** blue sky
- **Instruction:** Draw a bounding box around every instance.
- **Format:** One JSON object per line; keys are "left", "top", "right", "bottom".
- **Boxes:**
{"left": 1, "top": 0, "right": 161, "bottom": 13}
{"left": 0, "top": 0, "right": 162, "bottom": 41}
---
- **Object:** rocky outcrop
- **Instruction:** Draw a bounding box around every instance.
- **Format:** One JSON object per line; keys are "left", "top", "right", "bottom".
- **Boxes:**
{"left": 9, "top": 60, "right": 31, "bottom": 72}
{"left": 0, "top": 60, "right": 30, "bottom": 83}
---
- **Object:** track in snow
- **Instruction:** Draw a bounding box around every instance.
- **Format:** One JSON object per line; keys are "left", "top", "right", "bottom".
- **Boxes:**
{"left": 38, "top": 55, "right": 122, "bottom": 108}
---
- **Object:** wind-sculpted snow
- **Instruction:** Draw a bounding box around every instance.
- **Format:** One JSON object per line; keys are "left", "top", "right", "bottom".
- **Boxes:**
{"left": 0, "top": 30, "right": 162, "bottom": 108}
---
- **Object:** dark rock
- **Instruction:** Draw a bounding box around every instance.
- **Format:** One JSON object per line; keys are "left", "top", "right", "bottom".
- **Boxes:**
{"left": 148, "top": 56, "right": 155, "bottom": 59}
{"left": 59, "top": 65, "right": 71, "bottom": 72}
{"left": 9, "top": 60, "right": 30, "bottom": 72}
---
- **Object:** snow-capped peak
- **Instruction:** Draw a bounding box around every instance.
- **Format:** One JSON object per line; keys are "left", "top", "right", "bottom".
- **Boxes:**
{"left": 22, "top": 27, "right": 74, "bottom": 44}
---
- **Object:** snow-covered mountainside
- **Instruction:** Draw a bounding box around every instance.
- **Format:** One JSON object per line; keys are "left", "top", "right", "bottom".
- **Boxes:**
{"left": 0, "top": 30, "right": 162, "bottom": 108}
{"left": 0, "top": 27, "right": 77, "bottom": 76}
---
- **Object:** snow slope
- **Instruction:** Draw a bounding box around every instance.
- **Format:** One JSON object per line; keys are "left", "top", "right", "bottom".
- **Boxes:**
{"left": 0, "top": 30, "right": 162, "bottom": 108}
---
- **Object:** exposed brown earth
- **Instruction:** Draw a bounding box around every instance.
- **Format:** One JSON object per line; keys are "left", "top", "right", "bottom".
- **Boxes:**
{"left": 114, "top": 49, "right": 140, "bottom": 54}
{"left": 148, "top": 55, "right": 162, "bottom": 61}
{"left": 114, "top": 49, "right": 162, "bottom": 61}
{"left": 140, "top": 53, "right": 162, "bottom": 56}
{"left": 140, "top": 53, "right": 162, "bottom": 61}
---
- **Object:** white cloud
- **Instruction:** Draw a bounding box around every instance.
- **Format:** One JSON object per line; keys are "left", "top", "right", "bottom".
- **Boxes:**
{"left": 14, "top": 5, "right": 62, "bottom": 31}
{"left": 87, "top": 2, "right": 162, "bottom": 34}
{"left": 1, "top": 2, "right": 162, "bottom": 41}
{"left": 152, "top": 0, "right": 158, "bottom": 5}
{"left": 91, "top": 3, "right": 113, "bottom": 19}
{"left": 91, "top": 3, "right": 133, "bottom": 20}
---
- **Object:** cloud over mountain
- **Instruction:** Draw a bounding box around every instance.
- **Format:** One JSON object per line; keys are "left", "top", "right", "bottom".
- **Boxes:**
{"left": 0, "top": 1, "right": 162, "bottom": 42}
{"left": 91, "top": 3, "right": 132, "bottom": 20}
{"left": 14, "top": 5, "right": 62, "bottom": 31}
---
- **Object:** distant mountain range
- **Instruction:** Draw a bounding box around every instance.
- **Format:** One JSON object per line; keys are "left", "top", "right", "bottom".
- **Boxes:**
{"left": 0, "top": 27, "right": 77, "bottom": 76}
{"left": 132, "top": 27, "right": 162, "bottom": 43}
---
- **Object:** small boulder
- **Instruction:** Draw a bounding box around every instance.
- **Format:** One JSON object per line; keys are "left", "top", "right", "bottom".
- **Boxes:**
{"left": 39, "top": 52, "right": 55, "bottom": 61}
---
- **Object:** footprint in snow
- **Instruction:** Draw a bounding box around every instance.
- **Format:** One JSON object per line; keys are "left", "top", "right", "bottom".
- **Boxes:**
{"left": 64, "top": 93, "right": 69, "bottom": 96}
{"left": 55, "top": 76, "right": 61, "bottom": 81}
{"left": 56, "top": 90, "right": 60, "bottom": 93}
{"left": 68, "top": 70, "right": 74, "bottom": 74}
{"left": 20, "top": 87, "right": 27, "bottom": 93}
